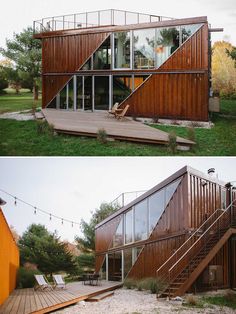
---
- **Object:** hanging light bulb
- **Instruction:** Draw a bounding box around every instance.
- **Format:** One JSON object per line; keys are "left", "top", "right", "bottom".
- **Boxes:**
{"left": 34, "top": 207, "right": 37, "bottom": 214}
{"left": 14, "top": 197, "right": 17, "bottom": 206}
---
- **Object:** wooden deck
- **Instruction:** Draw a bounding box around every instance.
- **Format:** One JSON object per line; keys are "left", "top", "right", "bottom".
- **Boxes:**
{"left": 42, "top": 110, "right": 194, "bottom": 146}
{"left": 0, "top": 281, "right": 122, "bottom": 314}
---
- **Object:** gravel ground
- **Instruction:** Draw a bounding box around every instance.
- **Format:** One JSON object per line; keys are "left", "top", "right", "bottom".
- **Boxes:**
{"left": 53, "top": 288, "right": 235, "bottom": 314}
{"left": 0, "top": 110, "right": 35, "bottom": 120}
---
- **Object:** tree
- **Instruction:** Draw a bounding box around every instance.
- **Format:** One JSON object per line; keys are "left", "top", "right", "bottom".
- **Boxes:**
{"left": 0, "top": 27, "right": 41, "bottom": 100}
{"left": 0, "top": 70, "right": 8, "bottom": 92}
{"left": 226, "top": 46, "right": 236, "bottom": 67}
{"left": 212, "top": 41, "right": 236, "bottom": 96}
{"left": 19, "top": 224, "right": 76, "bottom": 276}
{"left": 75, "top": 202, "right": 120, "bottom": 252}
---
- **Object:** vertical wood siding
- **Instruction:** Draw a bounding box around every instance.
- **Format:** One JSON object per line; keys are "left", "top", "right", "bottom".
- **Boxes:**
{"left": 0, "top": 208, "right": 19, "bottom": 305}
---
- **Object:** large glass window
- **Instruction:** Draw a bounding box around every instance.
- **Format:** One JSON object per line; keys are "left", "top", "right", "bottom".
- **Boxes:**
{"left": 181, "top": 24, "right": 201, "bottom": 44}
{"left": 84, "top": 76, "right": 93, "bottom": 110}
{"left": 124, "top": 248, "right": 132, "bottom": 278}
{"left": 108, "top": 251, "right": 122, "bottom": 281}
{"left": 134, "top": 29, "right": 155, "bottom": 69}
{"left": 113, "top": 76, "right": 132, "bottom": 105}
{"left": 94, "top": 76, "right": 109, "bottom": 110}
{"left": 132, "top": 246, "right": 143, "bottom": 264}
{"left": 125, "top": 209, "right": 133, "bottom": 244}
{"left": 113, "top": 216, "right": 123, "bottom": 247}
{"left": 99, "top": 255, "right": 107, "bottom": 280}
{"left": 156, "top": 27, "right": 180, "bottom": 67}
{"left": 93, "top": 37, "right": 111, "bottom": 70}
{"left": 133, "top": 75, "right": 149, "bottom": 90}
{"left": 165, "top": 178, "right": 181, "bottom": 207}
{"left": 134, "top": 199, "right": 148, "bottom": 241}
{"left": 114, "top": 32, "right": 131, "bottom": 69}
{"left": 149, "top": 188, "right": 165, "bottom": 233}
{"left": 59, "top": 85, "right": 67, "bottom": 109}
{"left": 76, "top": 76, "right": 83, "bottom": 110}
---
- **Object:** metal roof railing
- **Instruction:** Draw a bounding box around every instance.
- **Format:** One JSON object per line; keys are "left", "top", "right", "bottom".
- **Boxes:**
{"left": 33, "top": 9, "right": 173, "bottom": 33}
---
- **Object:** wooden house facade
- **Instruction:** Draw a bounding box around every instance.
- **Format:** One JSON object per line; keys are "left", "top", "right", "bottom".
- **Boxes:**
{"left": 95, "top": 166, "right": 236, "bottom": 296}
{"left": 34, "top": 9, "right": 210, "bottom": 121}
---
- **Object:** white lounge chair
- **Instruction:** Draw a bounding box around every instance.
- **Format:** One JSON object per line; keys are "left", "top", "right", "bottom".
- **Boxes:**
{"left": 53, "top": 274, "right": 66, "bottom": 289}
{"left": 34, "top": 275, "right": 53, "bottom": 291}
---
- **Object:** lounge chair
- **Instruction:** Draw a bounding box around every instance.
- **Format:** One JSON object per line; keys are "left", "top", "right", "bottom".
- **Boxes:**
{"left": 52, "top": 274, "right": 66, "bottom": 289}
{"left": 34, "top": 275, "right": 53, "bottom": 291}
{"left": 108, "top": 103, "right": 121, "bottom": 117}
{"left": 115, "top": 104, "right": 130, "bottom": 120}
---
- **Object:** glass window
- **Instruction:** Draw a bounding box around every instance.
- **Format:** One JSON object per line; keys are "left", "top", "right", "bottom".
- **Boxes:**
{"left": 81, "top": 58, "right": 92, "bottom": 70}
{"left": 125, "top": 209, "right": 133, "bottom": 244}
{"left": 133, "top": 76, "right": 149, "bottom": 90}
{"left": 47, "top": 98, "right": 56, "bottom": 109}
{"left": 94, "top": 76, "right": 109, "bottom": 110}
{"left": 68, "top": 78, "right": 74, "bottom": 110}
{"left": 165, "top": 178, "right": 181, "bottom": 207}
{"left": 84, "top": 76, "right": 92, "bottom": 111}
{"left": 59, "top": 85, "right": 67, "bottom": 109}
{"left": 156, "top": 27, "right": 180, "bottom": 67}
{"left": 221, "top": 188, "right": 227, "bottom": 209}
{"left": 181, "top": 24, "right": 201, "bottom": 43}
{"left": 113, "top": 76, "right": 132, "bottom": 105}
{"left": 132, "top": 246, "right": 143, "bottom": 265}
{"left": 93, "top": 37, "right": 111, "bottom": 70}
{"left": 76, "top": 76, "right": 83, "bottom": 110}
{"left": 113, "top": 216, "right": 123, "bottom": 247}
{"left": 134, "top": 29, "right": 155, "bottom": 69}
{"left": 99, "top": 255, "right": 107, "bottom": 280}
{"left": 114, "top": 32, "right": 131, "bottom": 69}
{"left": 108, "top": 251, "right": 122, "bottom": 281}
{"left": 124, "top": 248, "right": 132, "bottom": 278}
{"left": 149, "top": 188, "right": 165, "bottom": 233}
{"left": 134, "top": 199, "right": 148, "bottom": 241}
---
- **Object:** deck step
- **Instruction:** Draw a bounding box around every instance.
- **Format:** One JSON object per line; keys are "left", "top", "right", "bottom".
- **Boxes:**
{"left": 86, "top": 291, "right": 114, "bottom": 302}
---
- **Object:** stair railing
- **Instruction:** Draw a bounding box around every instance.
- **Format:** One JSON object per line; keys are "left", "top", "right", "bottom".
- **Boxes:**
{"left": 156, "top": 208, "right": 223, "bottom": 282}
{"left": 168, "top": 200, "right": 236, "bottom": 285}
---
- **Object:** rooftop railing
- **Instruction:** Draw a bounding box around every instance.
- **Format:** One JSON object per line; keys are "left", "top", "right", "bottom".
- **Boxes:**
{"left": 33, "top": 9, "right": 173, "bottom": 33}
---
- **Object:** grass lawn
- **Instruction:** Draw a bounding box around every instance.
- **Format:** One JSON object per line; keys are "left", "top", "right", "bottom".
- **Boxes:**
{"left": 0, "top": 92, "right": 235, "bottom": 156}
{"left": 203, "top": 293, "right": 236, "bottom": 310}
{"left": 0, "top": 89, "right": 41, "bottom": 114}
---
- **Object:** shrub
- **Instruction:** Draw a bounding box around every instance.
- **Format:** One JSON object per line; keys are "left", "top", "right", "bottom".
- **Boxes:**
{"left": 17, "top": 267, "right": 41, "bottom": 288}
{"left": 152, "top": 116, "right": 159, "bottom": 124}
{"left": 97, "top": 128, "right": 108, "bottom": 144}
{"left": 36, "top": 120, "right": 54, "bottom": 136}
{"left": 186, "top": 295, "right": 198, "bottom": 306}
{"left": 168, "top": 131, "right": 177, "bottom": 154}
{"left": 124, "top": 278, "right": 137, "bottom": 289}
{"left": 187, "top": 126, "right": 196, "bottom": 143}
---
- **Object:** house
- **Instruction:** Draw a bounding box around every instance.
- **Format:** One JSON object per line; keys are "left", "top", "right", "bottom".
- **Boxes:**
{"left": 34, "top": 9, "right": 213, "bottom": 121}
{"left": 94, "top": 166, "right": 236, "bottom": 296}
{"left": 0, "top": 199, "right": 19, "bottom": 305}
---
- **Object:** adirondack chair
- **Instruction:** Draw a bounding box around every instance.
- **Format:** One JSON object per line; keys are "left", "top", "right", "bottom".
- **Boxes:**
{"left": 34, "top": 275, "right": 53, "bottom": 291}
{"left": 115, "top": 104, "right": 130, "bottom": 120}
{"left": 108, "top": 103, "right": 122, "bottom": 117}
{"left": 52, "top": 274, "right": 66, "bottom": 289}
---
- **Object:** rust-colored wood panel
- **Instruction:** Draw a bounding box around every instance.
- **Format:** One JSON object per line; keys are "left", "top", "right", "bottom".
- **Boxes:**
{"left": 95, "top": 216, "right": 121, "bottom": 253}
{"left": 42, "top": 32, "right": 110, "bottom": 74}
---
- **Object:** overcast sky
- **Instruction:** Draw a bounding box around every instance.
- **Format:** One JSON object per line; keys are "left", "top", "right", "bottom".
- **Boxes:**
{"left": 0, "top": 157, "right": 236, "bottom": 242}
{"left": 0, "top": 0, "right": 235, "bottom": 53}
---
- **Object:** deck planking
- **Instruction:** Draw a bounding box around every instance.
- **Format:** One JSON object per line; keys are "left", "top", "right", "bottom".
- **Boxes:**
{"left": 42, "top": 109, "right": 194, "bottom": 146}
{"left": 0, "top": 281, "right": 122, "bottom": 314}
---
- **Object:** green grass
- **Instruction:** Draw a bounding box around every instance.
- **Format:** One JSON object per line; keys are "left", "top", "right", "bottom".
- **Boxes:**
{"left": 203, "top": 293, "right": 236, "bottom": 310}
{"left": 0, "top": 89, "right": 41, "bottom": 114}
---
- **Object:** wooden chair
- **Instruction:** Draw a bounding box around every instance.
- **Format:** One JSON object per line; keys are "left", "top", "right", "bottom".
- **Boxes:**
{"left": 108, "top": 103, "right": 121, "bottom": 117}
{"left": 52, "top": 274, "right": 66, "bottom": 289}
{"left": 115, "top": 104, "right": 130, "bottom": 120}
{"left": 34, "top": 275, "right": 53, "bottom": 291}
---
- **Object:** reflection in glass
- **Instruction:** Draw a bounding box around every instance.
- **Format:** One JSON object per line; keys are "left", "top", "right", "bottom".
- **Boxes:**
{"left": 108, "top": 251, "right": 122, "bottom": 281}
{"left": 133, "top": 246, "right": 143, "bottom": 264}
{"left": 113, "top": 76, "right": 132, "bottom": 105}
{"left": 113, "top": 216, "right": 123, "bottom": 247}
{"left": 93, "top": 37, "right": 111, "bottom": 69}
{"left": 84, "top": 76, "right": 92, "bottom": 110}
{"left": 134, "top": 29, "right": 155, "bottom": 69}
{"left": 221, "top": 188, "right": 227, "bottom": 209}
{"left": 114, "top": 32, "right": 131, "bottom": 68}
{"left": 156, "top": 27, "right": 180, "bottom": 67}
{"left": 81, "top": 58, "right": 92, "bottom": 70}
{"left": 76, "top": 76, "right": 82, "bottom": 110}
{"left": 47, "top": 98, "right": 57, "bottom": 109}
{"left": 68, "top": 79, "right": 74, "bottom": 110}
{"left": 125, "top": 209, "right": 133, "bottom": 244}
{"left": 134, "top": 76, "right": 149, "bottom": 90}
{"left": 94, "top": 76, "right": 109, "bottom": 110}
{"left": 149, "top": 188, "right": 165, "bottom": 233}
{"left": 165, "top": 178, "right": 181, "bottom": 207}
{"left": 100, "top": 255, "right": 106, "bottom": 280}
{"left": 134, "top": 199, "right": 148, "bottom": 241}
{"left": 59, "top": 85, "right": 67, "bottom": 109}
{"left": 181, "top": 24, "right": 201, "bottom": 43}
{"left": 124, "top": 248, "right": 132, "bottom": 278}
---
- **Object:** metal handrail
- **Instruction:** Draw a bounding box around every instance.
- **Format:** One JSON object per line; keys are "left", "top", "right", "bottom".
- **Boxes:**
{"left": 168, "top": 199, "right": 236, "bottom": 280}
{"left": 156, "top": 208, "right": 224, "bottom": 280}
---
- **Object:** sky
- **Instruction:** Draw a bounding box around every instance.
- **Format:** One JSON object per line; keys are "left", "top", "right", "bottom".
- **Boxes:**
{"left": 0, "top": 0, "right": 235, "bottom": 53}
{"left": 0, "top": 157, "right": 236, "bottom": 242}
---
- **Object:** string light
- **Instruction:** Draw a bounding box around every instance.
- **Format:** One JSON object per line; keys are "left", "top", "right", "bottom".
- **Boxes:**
{"left": 0, "top": 188, "right": 79, "bottom": 228}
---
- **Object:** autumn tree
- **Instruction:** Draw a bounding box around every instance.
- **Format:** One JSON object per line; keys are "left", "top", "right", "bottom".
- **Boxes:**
{"left": 226, "top": 46, "right": 236, "bottom": 67}
{"left": 212, "top": 41, "right": 236, "bottom": 96}
{"left": 0, "top": 27, "right": 41, "bottom": 100}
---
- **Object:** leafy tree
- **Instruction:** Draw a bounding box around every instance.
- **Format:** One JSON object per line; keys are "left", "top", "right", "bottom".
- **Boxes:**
{"left": 75, "top": 202, "right": 120, "bottom": 252}
{"left": 0, "top": 27, "right": 41, "bottom": 100}
{"left": 226, "top": 46, "right": 236, "bottom": 67}
{"left": 0, "top": 70, "right": 8, "bottom": 92}
{"left": 19, "top": 224, "right": 76, "bottom": 277}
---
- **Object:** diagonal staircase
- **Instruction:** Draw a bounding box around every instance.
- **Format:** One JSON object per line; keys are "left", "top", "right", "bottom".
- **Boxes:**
{"left": 157, "top": 200, "right": 236, "bottom": 298}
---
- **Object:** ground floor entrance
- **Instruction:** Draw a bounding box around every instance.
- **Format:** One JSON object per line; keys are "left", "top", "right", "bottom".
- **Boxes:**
{"left": 47, "top": 74, "right": 149, "bottom": 111}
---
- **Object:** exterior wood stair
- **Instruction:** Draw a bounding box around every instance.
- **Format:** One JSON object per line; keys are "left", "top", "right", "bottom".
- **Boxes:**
{"left": 156, "top": 200, "right": 236, "bottom": 298}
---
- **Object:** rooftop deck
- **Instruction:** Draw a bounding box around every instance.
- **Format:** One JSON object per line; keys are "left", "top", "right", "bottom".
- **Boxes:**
{"left": 33, "top": 9, "right": 173, "bottom": 33}
{"left": 0, "top": 281, "right": 122, "bottom": 314}
{"left": 42, "top": 110, "right": 194, "bottom": 147}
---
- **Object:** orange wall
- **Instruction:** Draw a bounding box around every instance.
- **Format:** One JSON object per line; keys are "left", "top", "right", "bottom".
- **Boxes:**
{"left": 0, "top": 207, "right": 19, "bottom": 305}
